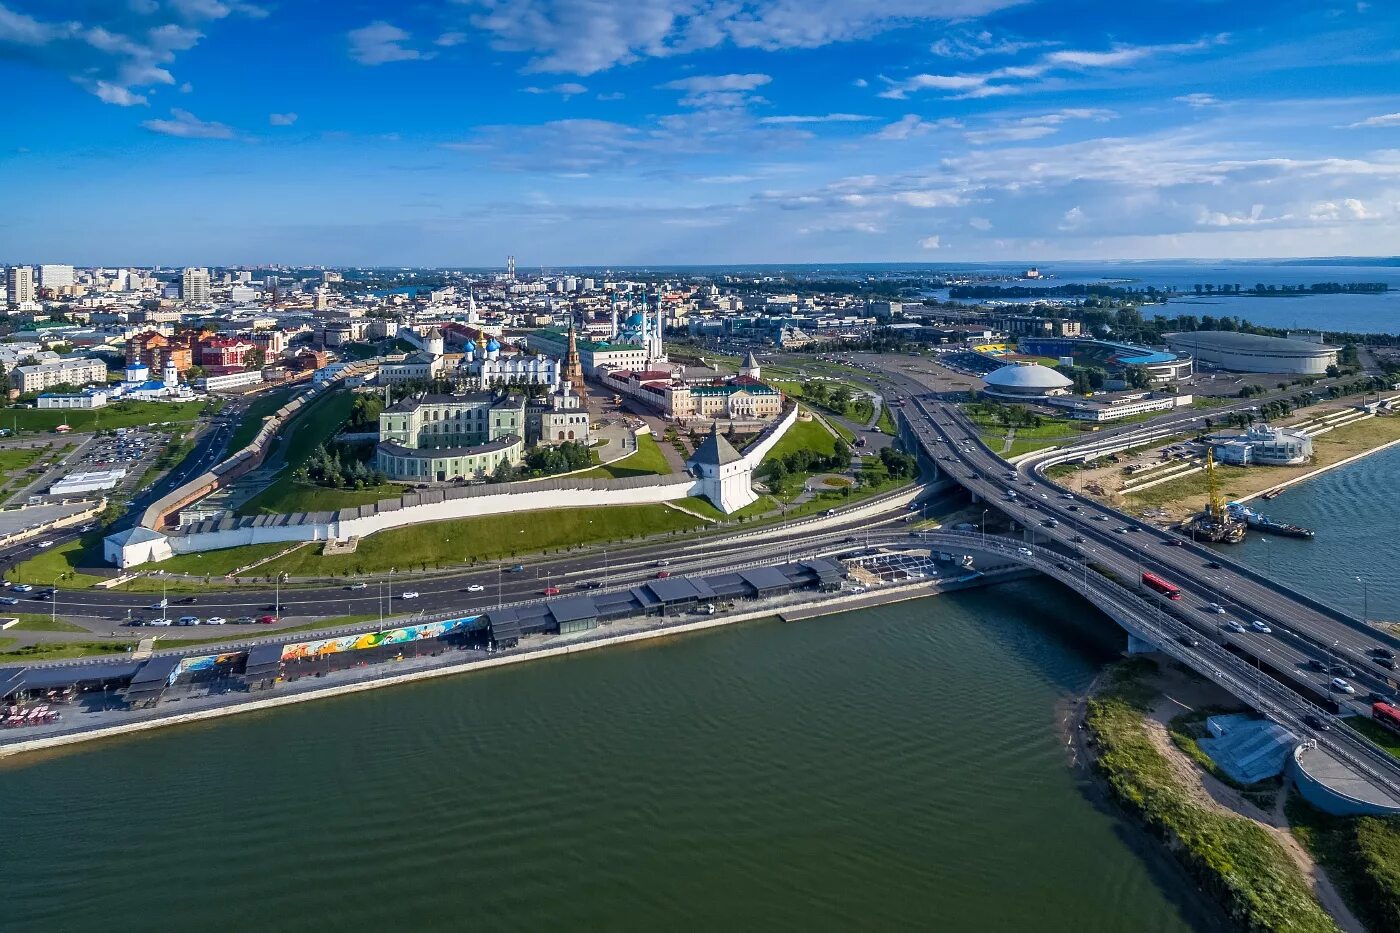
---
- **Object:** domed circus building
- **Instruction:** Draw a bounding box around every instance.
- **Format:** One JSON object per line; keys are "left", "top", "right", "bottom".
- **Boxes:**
{"left": 979, "top": 362, "right": 1074, "bottom": 400}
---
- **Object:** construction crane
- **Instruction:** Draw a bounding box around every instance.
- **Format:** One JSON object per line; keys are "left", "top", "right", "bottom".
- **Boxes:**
{"left": 1204, "top": 451, "right": 1226, "bottom": 520}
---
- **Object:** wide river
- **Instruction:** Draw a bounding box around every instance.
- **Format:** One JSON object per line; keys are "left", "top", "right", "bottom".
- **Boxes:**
{"left": 2, "top": 580, "right": 1221, "bottom": 932}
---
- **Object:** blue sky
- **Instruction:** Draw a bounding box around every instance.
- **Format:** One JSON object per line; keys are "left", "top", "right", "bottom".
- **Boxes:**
{"left": 2, "top": 0, "right": 1399, "bottom": 266}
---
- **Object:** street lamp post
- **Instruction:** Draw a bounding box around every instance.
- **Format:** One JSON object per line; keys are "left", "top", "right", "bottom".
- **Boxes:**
{"left": 981, "top": 509, "right": 988, "bottom": 546}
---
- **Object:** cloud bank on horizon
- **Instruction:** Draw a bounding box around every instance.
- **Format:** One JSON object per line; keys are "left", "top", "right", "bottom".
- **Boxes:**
{"left": 1, "top": 0, "right": 1398, "bottom": 265}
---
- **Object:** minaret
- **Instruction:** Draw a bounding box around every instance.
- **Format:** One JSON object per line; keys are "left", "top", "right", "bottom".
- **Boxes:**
{"left": 610, "top": 293, "right": 619, "bottom": 340}
{"left": 562, "top": 313, "right": 588, "bottom": 403}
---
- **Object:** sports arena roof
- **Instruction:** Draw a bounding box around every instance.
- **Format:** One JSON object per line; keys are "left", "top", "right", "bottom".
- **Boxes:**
{"left": 1163, "top": 331, "right": 1339, "bottom": 354}
{"left": 983, "top": 363, "right": 1073, "bottom": 390}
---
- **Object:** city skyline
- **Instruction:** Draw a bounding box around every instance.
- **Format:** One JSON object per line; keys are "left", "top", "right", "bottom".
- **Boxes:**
{"left": 2, "top": 1, "right": 1399, "bottom": 265}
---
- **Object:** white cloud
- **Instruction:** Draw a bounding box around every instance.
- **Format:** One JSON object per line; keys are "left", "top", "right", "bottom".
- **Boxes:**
{"left": 1196, "top": 204, "right": 1286, "bottom": 227}
{"left": 1347, "top": 112, "right": 1400, "bottom": 128}
{"left": 523, "top": 82, "right": 588, "bottom": 97}
{"left": 348, "top": 22, "right": 424, "bottom": 65}
{"left": 919, "top": 235, "right": 943, "bottom": 249}
{"left": 658, "top": 73, "right": 771, "bottom": 109}
{"left": 963, "top": 108, "right": 1114, "bottom": 144}
{"left": 269, "top": 112, "right": 297, "bottom": 126}
{"left": 929, "top": 30, "right": 1054, "bottom": 59}
{"left": 1058, "top": 206, "right": 1084, "bottom": 230}
{"left": 880, "top": 35, "right": 1228, "bottom": 99}
{"left": 463, "top": 0, "right": 1022, "bottom": 75}
{"left": 1310, "top": 198, "right": 1379, "bottom": 221}
{"left": 969, "top": 216, "right": 993, "bottom": 230}
{"left": 758, "top": 113, "right": 871, "bottom": 125}
{"left": 873, "top": 114, "right": 959, "bottom": 140}
{"left": 436, "top": 31, "right": 467, "bottom": 47}
{"left": 1175, "top": 93, "right": 1220, "bottom": 108}
{"left": 141, "top": 108, "right": 236, "bottom": 139}
{"left": 898, "top": 190, "right": 966, "bottom": 207}
{"left": 0, "top": 1, "right": 260, "bottom": 106}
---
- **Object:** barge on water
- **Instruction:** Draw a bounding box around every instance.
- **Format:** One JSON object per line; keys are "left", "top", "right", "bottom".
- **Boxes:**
{"left": 1227, "top": 503, "right": 1315, "bottom": 540}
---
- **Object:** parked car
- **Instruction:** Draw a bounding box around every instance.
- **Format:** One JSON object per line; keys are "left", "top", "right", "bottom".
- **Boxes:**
{"left": 235, "top": 617, "right": 256, "bottom": 625}
{"left": 177, "top": 616, "right": 200, "bottom": 626}
{"left": 256, "top": 615, "right": 278, "bottom": 624}
{"left": 147, "top": 618, "right": 172, "bottom": 627}
{"left": 204, "top": 617, "right": 227, "bottom": 626}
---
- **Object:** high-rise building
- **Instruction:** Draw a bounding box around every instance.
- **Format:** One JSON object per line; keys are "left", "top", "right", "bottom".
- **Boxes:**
{"left": 6, "top": 266, "right": 35, "bottom": 306}
{"left": 506, "top": 255, "right": 515, "bottom": 281}
{"left": 180, "top": 267, "right": 210, "bottom": 301}
{"left": 38, "top": 264, "right": 75, "bottom": 289}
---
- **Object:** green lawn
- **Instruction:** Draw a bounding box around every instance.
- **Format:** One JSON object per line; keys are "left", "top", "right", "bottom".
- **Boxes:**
{"left": 876, "top": 405, "right": 897, "bottom": 435}
{"left": 238, "top": 479, "right": 402, "bottom": 516}
{"left": 7, "top": 532, "right": 110, "bottom": 588}
{"left": 1, "top": 400, "right": 208, "bottom": 433}
{"left": 1123, "top": 464, "right": 1252, "bottom": 510}
{"left": 764, "top": 413, "right": 837, "bottom": 461}
{"left": 1346, "top": 716, "right": 1400, "bottom": 759}
{"left": 276, "top": 389, "right": 358, "bottom": 471}
{"left": 228, "top": 387, "right": 295, "bottom": 451}
{"left": 574, "top": 432, "right": 672, "bottom": 479}
{"left": 4, "top": 614, "right": 90, "bottom": 633}
{"left": 0, "top": 641, "right": 135, "bottom": 664}
{"left": 0, "top": 446, "right": 47, "bottom": 485}
{"left": 247, "top": 503, "right": 708, "bottom": 577}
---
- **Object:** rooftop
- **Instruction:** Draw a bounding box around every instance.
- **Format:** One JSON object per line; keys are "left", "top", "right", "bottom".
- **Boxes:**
{"left": 1164, "top": 331, "right": 1341, "bottom": 353}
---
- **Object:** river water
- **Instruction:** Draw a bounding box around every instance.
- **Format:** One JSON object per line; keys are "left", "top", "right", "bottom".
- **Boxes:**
{"left": 1, "top": 580, "right": 1218, "bottom": 932}
{"left": 1225, "top": 442, "right": 1400, "bottom": 624}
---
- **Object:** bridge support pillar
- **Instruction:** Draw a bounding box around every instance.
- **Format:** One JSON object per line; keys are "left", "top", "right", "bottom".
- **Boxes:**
{"left": 1126, "top": 633, "right": 1157, "bottom": 655}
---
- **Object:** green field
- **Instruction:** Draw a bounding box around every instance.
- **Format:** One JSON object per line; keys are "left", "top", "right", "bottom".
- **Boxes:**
{"left": 228, "top": 387, "right": 296, "bottom": 451}
{"left": 277, "top": 389, "right": 357, "bottom": 470}
{"left": 0, "top": 641, "right": 135, "bottom": 664}
{"left": 1346, "top": 716, "right": 1400, "bottom": 759}
{"left": 575, "top": 432, "right": 672, "bottom": 479}
{"left": 764, "top": 414, "right": 837, "bottom": 461}
{"left": 0, "top": 446, "right": 47, "bottom": 485}
{"left": 4, "top": 614, "right": 90, "bottom": 633}
{"left": 7, "top": 532, "right": 109, "bottom": 588}
{"left": 244, "top": 503, "right": 708, "bottom": 577}
{"left": 1, "top": 400, "right": 208, "bottom": 433}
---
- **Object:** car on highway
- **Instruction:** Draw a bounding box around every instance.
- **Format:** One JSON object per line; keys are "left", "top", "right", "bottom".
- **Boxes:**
{"left": 507, "top": 564, "right": 526, "bottom": 573}
{"left": 1206, "top": 602, "right": 1225, "bottom": 614}
{"left": 1114, "top": 527, "right": 1128, "bottom": 534}
{"left": 346, "top": 582, "right": 368, "bottom": 590}
{"left": 179, "top": 596, "right": 197, "bottom": 604}
{"left": 1250, "top": 620, "right": 1272, "bottom": 634}
{"left": 177, "top": 616, "right": 200, "bottom": 626}
{"left": 11, "top": 584, "right": 33, "bottom": 593}
{"left": 1205, "top": 561, "right": 1222, "bottom": 569}
{"left": 543, "top": 586, "right": 562, "bottom": 595}
{"left": 0, "top": 596, "right": 16, "bottom": 605}
{"left": 1059, "top": 493, "right": 1074, "bottom": 500}
{"left": 1302, "top": 713, "right": 1331, "bottom": 731}
{"left": 1016, "top": 547, "right": 1033, "bottom": 558}
{"left": 1225, "top": 620, "right": 1246, "bottom": 633}
{"left": 1177, "top": 633, "right": 1202, "bottom": 648}
{"left": 1093, "top": 515, "right": 1109, "bottom": 522}
{"left": 32, "top": 593, "right": 51, "bottom": 601}
{"left": 1304, "top": 659, "right": 1327, "bottom": 672}
{"left": 256, "top": 615, "right": 278, "bottom": 624}
{"left": 1071, "top": 535, "right": 1086, "bottom": 543}
{"left": 149, "top": 600, "right": 168, "bottom": 610}
{"left": 654, "top": 570, "right": 672, "bottom": 579}
{"left": 464, "top": 583, "right": 485, "bottom": 593}
{"left": 1371, "top": 647, "right": 1397, "bottom": 660}
{"left": 36, "top": 540, "right": 54, "bottom": 548}
{"left": 1330, "top": 678, "right": 1356, "bottom": 695}
{"left": 1332, "top": 664, "right": 1358, "bottom": 678}
{"left": 205, "top": 616, "right": 227, "bottom": 625}
{"left": 1374, "top": 657, "right": 1396, "bottom": 671}
{"left": 399, "top": 591, "right": 420, "bottom": 599}
{"left": 1066, "top": 505, "right": 1080, "bottom": 512}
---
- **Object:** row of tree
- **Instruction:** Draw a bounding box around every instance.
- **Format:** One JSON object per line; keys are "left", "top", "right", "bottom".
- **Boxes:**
{"left": 759, "top": 440, "right": 852, "bottom": 495}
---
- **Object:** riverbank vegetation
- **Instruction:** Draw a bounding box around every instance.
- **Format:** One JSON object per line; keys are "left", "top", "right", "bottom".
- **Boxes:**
{"left": 1084, "top": 658, "right": 1341, "bottom": 933}
{"left": 1288, "top": 799, "right": 1400, "bottom": 933}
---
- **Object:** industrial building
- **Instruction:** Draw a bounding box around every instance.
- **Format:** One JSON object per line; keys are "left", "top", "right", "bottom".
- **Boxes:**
{"left": 1164, "top": 331, "right": 1340, "bottom": 375}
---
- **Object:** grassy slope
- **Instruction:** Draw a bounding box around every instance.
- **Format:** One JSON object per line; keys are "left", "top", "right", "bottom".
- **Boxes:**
{"left": 1288, "top": 798, "right": 1400, "bottom": 933}
{"left": 1085, "top": 659, "right": 1340, "bottom": 933}
{"left": 575, "top": 432, "right": 672, "bottom": 479}
{"left": 236, "top": 390, "right": 367, "bottom": 516}
{"left": 764, "top": 414, "right": 837, "bottom": 462}
{"left": 0, "top": 641, "right": 136, "bottom": 663}
{"left": 245, "top": 503, "right": 708, "bottom": 577}
{"left": 227, "top": 386, "right": 295, "bottom": 451}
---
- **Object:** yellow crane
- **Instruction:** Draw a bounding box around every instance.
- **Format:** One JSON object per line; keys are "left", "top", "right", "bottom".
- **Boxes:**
{"left": 1204, "top": 451, "right": 1226, "bottom": 520}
